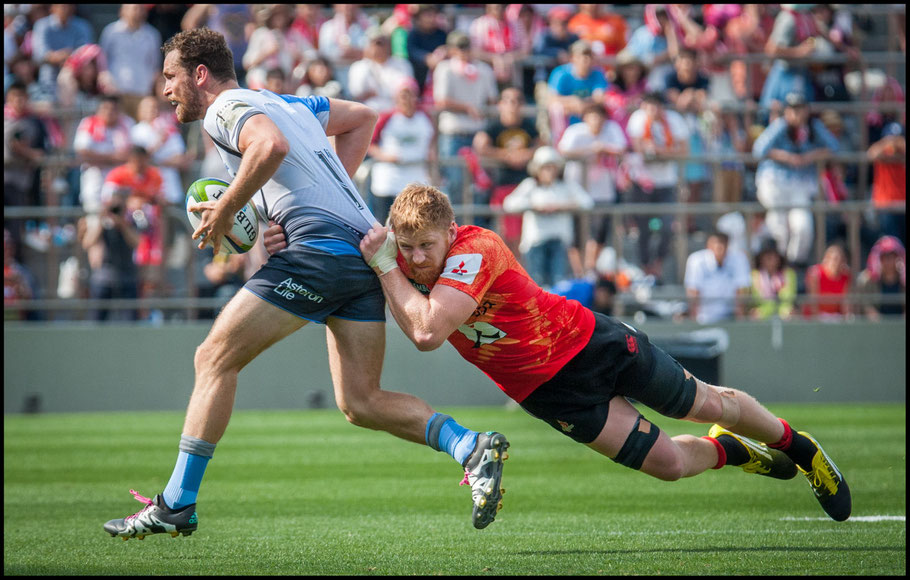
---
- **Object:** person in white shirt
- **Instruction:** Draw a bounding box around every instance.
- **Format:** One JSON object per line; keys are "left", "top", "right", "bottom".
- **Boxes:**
{"left": 130, "top": 95, "right": 192, "bottom": 205}
{"left": 625, "top": 91, "right": 690, "bottom": 280}
{"left": 367, "top": 77, "right": 436, "bottom": 224}
{"left": 503, "top": 146, "right": 593, "bottom": 288}
{"left": 557, "top": 101, "right": 629, "bottom": 275}
{"left": 684, "top": 230, "right": 751, "bottom": 324}
{"left": 347, "top": 29, "right": 415, "bottom": 113}
{"left": 99, "top": 4, "right": 162, "bottom": 118}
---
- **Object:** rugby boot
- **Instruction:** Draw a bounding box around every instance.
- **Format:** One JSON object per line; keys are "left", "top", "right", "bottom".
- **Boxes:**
{"left": 708, "top": 425, "right": 798, "bottom": 480}
{"left": 460, "top": 431, "right": 509, "bottom": 529}
{"left": 104, "top": 489, "right": 197, "bottom": 540}
{"left": 796, "top": 431, "right": 851, "bottom": 521}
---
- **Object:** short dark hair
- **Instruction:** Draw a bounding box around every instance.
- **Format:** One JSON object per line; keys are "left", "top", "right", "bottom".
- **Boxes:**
{"left": 677, "top": 47, "right": 697, "bottom": 61}
{"left": 5, "top": 81, "right": 27, "bottom": 95}
{"left": 129, "top": 144, "right": 150, "bottom": 158}
{"left": 582, "top": 102, "right": 607, "bottom": 118}
{"left": 642, "top": 91, "right": 665, "bottom": 106}
{"left": 708, "top": 230, "right": 730, "bottom": 245}
{"left": 162, "top": 28, "right": 237, "bottom": 83}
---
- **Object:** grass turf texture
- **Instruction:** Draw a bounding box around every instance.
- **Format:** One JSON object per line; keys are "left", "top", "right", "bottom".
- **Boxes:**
{"left": 4, "top": 404, "right": 905, "bottom": 575}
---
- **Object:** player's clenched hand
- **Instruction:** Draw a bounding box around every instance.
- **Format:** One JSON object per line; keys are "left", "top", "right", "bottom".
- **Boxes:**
{"left": 360, "top": 224, "right": 398, "bottom": 276}
{"left": 263, "top": 220, "right": 287, "bottom": 255}
{"left": 188, "top": 200, "right": 231, "bottom": 254}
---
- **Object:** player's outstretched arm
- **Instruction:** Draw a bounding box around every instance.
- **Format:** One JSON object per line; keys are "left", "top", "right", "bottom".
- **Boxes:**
{"left": 325, "top": 98, "right": 379, "bottom": 179}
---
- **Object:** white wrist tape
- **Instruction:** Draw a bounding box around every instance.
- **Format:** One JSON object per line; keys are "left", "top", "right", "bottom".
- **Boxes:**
{"left": 368, "top": 231, "right": 399, "bottom": 275}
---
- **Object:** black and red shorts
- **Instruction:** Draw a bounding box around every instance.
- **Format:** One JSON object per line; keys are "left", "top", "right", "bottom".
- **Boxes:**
{"left": 518, "top": 312, "right": 696, "bottom": 444}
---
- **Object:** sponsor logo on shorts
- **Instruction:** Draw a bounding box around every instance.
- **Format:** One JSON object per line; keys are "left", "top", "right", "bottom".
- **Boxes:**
{"left": 557, "top": 420, "right": 574, "bottom": 433}
{"left": 626, "top": 335, "right": 639, "bottom": 354}
{"left": 273, "top": 277, "right": 324, "bottom": 302}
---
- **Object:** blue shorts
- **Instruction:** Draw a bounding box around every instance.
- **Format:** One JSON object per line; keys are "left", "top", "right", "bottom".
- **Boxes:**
{"left": 243, "top": 240, "right": 386, "bottom": 324}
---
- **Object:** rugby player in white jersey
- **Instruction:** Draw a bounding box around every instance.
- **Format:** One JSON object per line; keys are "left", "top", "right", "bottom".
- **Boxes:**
{"left": 103, "top": 29, "right": 508, "bottom": 540}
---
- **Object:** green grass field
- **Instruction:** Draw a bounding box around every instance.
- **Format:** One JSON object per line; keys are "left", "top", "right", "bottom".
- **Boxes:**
{"left": 4, "top": 403, "right": 906, "bottom": 575}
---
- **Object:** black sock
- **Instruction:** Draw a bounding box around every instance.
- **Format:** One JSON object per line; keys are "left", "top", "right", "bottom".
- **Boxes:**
{"left": 715, "top": 434, "right": 750, "bottom": 466}
{"left": 782, "top": 431, "right": 818, "bottom": 471}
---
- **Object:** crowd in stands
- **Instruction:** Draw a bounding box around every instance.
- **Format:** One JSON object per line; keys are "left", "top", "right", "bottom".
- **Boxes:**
{"left": 3, "top": 4, "right": 906, "bottom": 323}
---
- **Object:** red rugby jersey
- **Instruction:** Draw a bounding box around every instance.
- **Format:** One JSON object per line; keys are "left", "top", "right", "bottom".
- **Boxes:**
{"left": 398, "top": 225, "right": 595, "bottom": 402}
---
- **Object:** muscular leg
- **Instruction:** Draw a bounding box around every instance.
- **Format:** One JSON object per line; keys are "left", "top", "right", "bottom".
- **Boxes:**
{"left": 325, "top": 316, "right": 435, "bottom": 444}
{"left": 585, "top": 396, "right": 717, "bottom": 481}
{"left": 678, "top": 369, "right": 785, "bottom": 444}
{"left": 183, "top": 289, "right": 307, "bottom": 443}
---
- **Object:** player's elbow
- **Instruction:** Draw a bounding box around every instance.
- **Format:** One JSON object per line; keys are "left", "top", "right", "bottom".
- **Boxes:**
{"left": 267, "top": 134, "right": 290, "bottom": 159}
{"left": 412, "top": 331, "right": 445, "bottom": 352}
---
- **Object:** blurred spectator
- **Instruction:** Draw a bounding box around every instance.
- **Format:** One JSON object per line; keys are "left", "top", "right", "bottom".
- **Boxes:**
{"left": 603, "top": 49, "right": 649, "bottom": 129}
{"left": 202, "top": 252, "right": 249, "bottom": 302}
{"left": 474, "top": 87, "right": 542, "bottom": 253}
{"left": 684, "top": 230, "right": 751, "bottom": 324}
{"left": 508, "top": 4, "right": 547, "bottom": 102}
{"left": 405, "top": 4, "right": 448, "bottom": 94}
{"left": 592, "top": 275, "right": 618, "bottom": 316}
{"left": 503, "top": 146, "right": 594, "bottom": 288}
{"left": 73, "top": 95, "right": 134, "bottom": 218}
{"left": 4, "top": 227, "right": 36, "bottom": 321}
{"left": 752, "top": 92, "right": 839, "bottom": 267}
{"left": 469, "top": 4, "right": 527, "bottom": 90}
{"left": 433, "top": 30, "right": 498, "bottom": 201}
{"left": 130, "top": 95, "right": 192, "bottom": 206}
{"left": 367, "top": 77, "right": 436, "bottom": 225}
{"left": 532, "top": 7, "right": 580, "bottom": 90}
{"left": 56, "top": 44, "right": 117, "bottom": 110}
{"left": 856, "top": 236, "right": 906, "bottom": 320}
{"left": 348, "top": 29, "right": 415, "bottom": 112}
{"left": 749, "top": 238, "right": 797, "bottom": 320}
{"left": 557, "top": 101, "right": 628, "bottom": 275}
{"left": 623, "top": 4, "right": 675, "bottom": 91}
{"left": 264, "top": 68, "right": 288, "bottom": 94}
{"left": 759, "top": 4, "right": 819, "bottom": 111}
{"left": 510, "top": 4, "right": 546, "bottom": 56}
{"left": 546, "top": 40, "right": 609, "bottom": 143}
{"left": 379, "top": 3, "right": 416, "bottom": 59}
{"left": 290, "top": 3, "right": 325, "bottom": 53}
{"left": 318, "top": 4, "right": 374, "bottom": 88}
{"left": 808, "top": 3, "right": 857, "bottom": 103}
{"left": 4, "top": 5, "right": 21, "bottom": 87}
{"left": 293, "top": 56, "right": 344, "bottom": 99}
{"left": 805, "top": 241, "right": 851, "bottom": 320}
{"left": 664, "top": 47, "right": 711, "bottom": 231}
{"left": 708, "top": 4, "right": 775, "bottom": 101}
{"left": 625, "top": 91, "right": 689, "bottom": 281}
{"left": 101, "top": 145, "right": 166, "bottom": 313}
{"left": 243, "top": 4, "right": 314, "bottom": 92}
{"left": 709, "top": 108, "right": 749, "bottom": 205}
{"left": 566, "top": 4, "right": 628, "bottom": 60}
{"left": 866, "top": 76, "right": 905, "bottom": 144}
{"left": 30, "top": 4, "right": 94, "bottom": 101}
{"left": 99, "top": 4, "right": 162, "bottom": 119}
{"left": 4, "top": 82, "right": 51, "bottom": 211}
{"left": 81, "top": 178, "right": 141, "bottom": 322}
{"left": 182, "top": 5, "right": 254, "bottom": 84}
{"left": 866, "top": 121, "right": 906, "bottom": 244}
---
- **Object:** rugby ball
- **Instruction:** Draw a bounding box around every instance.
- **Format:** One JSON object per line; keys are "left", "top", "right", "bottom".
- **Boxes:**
{"left": 185, "top": 177, "right": 260, "bottom": 254}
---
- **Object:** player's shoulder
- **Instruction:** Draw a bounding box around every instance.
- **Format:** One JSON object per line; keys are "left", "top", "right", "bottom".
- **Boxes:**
{"left": 448, "top": 225, "right": 512, "bottom": 262}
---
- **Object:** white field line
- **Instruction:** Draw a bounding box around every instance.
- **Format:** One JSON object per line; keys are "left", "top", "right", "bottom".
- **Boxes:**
{"left": 780, "top": 515, "right": 905, "bottom": 522}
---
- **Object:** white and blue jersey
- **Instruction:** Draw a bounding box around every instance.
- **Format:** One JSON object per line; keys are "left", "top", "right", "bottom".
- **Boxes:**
{"left": 202, "top": 89, "right": 378, "bottom": 251}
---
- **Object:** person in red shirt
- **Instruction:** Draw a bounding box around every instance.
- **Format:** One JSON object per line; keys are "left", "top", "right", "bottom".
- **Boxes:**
{"left": 350, "top": 183, "right": 852, "bottom": 522}
{"left": 805, "top": 242, "right": 852, "bottom": 319}
{"left": 567, "top": 4, "right": 628, "bottom": 59}
{"left": 101, "top": 145, "right": 166, "bottom": 310}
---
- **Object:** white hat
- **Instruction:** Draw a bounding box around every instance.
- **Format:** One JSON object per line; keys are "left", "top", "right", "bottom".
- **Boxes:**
{"left": 528, "top": 146, "right": 565, "bottom": 176}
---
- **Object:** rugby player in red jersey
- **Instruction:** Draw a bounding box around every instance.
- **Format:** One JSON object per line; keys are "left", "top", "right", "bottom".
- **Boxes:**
{"left": 354, "top": 183, "right": 851, "bottom": 522}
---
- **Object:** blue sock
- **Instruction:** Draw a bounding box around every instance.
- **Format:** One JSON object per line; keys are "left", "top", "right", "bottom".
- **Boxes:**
{"left": 425, "top": 413, "right": 478, "bottom": 466}
{"left": 162, "top": 435, "right": 215, "bottom": 510}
